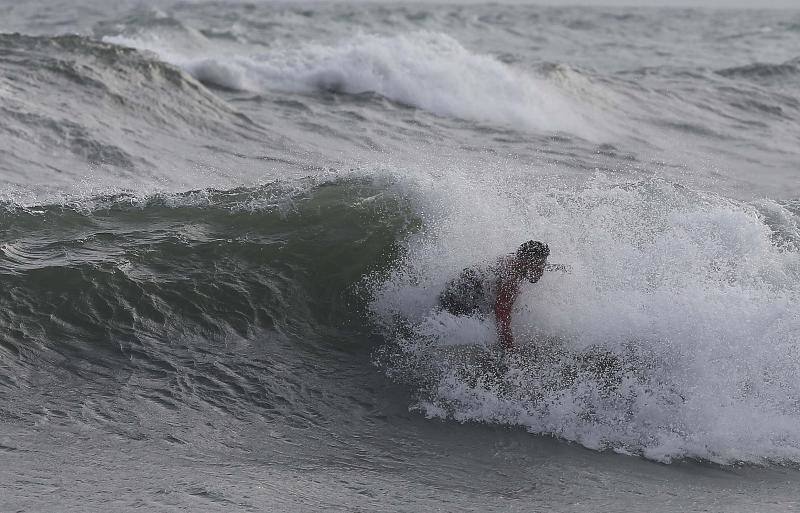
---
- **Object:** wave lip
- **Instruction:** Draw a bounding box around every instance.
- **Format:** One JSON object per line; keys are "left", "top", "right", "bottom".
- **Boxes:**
{"left": 106, "top": 31, "right": 606, "bottom": 140}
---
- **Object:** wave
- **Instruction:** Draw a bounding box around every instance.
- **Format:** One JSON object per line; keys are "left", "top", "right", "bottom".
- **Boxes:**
{"left": 98, "top": 22, "right": 800, "bottom": 177}
{"left": 0, "top": 33, "right": 269, "bottom": 186}
{"left": 716, "top": 57, "right": 800, "bottom": 84}
{"left": 0, "top": 32, "right": 240, "bottom": 130}
{"left": 370, "top": 176, "right": 800, "bottom": 464}
{"left": 2, "top": 131, "right": 799, "bottom": 465}
{"left": 3, "top": 8, "right": 799, "bottom": 466}
{"left": 0, "top": 179, "right": 415, "bottom": 419}
{"left": 104, "top": 31, "right": 607, "bottom": 139}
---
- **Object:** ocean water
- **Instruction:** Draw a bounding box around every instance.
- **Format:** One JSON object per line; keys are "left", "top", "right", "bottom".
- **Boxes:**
{"left": 1, "top": 1, "right": 800, "bottom": 511}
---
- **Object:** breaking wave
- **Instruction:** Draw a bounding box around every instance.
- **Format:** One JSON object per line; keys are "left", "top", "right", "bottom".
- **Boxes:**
{"left": 105, "top": 31, "right": 606, "bottom": 139}
{"left": 370, "top": 175, "right": 800, "bottom": 464}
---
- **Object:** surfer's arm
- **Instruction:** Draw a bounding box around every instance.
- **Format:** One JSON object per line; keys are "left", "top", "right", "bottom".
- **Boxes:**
{"left": 497, "top": 314, "right": 514, "bottom": 350}
{"left": 494, "top": 280, "right": 517, "bottom": 350}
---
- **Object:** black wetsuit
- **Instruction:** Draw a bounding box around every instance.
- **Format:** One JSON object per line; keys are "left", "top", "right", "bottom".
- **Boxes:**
{"left": 438, "top": 267, "right": 492, "bottom": 316}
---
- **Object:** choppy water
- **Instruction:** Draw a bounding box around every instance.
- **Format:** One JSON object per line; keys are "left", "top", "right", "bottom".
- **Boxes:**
{"left": 1, "top": 2, "right": 800, "bottom": 511}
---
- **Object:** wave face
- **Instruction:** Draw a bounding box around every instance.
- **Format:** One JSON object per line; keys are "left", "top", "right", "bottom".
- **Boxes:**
{"left": 0, "top": 179, "right": 412, "bottom": 423}
{"left": 3, "top": 1, "right": 800, "bottom": 510}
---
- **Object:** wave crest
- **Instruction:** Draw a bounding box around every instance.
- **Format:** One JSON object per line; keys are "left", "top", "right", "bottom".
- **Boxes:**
{"left": 106, "top": 31, "right": 606, "bottom": 139}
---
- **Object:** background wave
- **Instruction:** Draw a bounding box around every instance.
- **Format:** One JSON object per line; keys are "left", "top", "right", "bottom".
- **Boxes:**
{"left": 0, "top": 32, "right": 301, "bottom": 194}
{"left": 94, "top": 9, "right": 800, "bottom": 199}
{"left": 105, "top": 31, "right": 606, "bottom": 139}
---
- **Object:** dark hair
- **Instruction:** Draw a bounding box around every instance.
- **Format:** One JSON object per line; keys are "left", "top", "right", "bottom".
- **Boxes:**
{"left": 516, "top": 240, "right": 549, "bottom": 262}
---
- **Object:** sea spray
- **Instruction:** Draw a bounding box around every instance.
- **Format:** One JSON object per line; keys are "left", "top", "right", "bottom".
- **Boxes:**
{"left": 371, "top": 175, "right": 800, "bottom": 463}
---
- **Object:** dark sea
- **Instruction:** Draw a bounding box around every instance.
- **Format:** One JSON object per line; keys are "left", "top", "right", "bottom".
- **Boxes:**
{"left": 1, "top": 1, "right": 800, "bottom": 511}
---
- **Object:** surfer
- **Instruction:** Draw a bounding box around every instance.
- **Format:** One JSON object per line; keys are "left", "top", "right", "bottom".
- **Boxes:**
{"left": 438, "top": 240, "right": 550, "bottom": 350}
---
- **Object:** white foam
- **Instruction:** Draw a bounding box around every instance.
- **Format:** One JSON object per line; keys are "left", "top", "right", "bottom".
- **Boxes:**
{"left": 105, "top": 32, "right": 604, "bottom": 139}
{"left": 370, "top": 171, "right": 800, "bottom": 464}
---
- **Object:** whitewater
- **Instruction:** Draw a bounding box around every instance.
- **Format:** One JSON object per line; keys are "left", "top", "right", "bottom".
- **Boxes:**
{"left": 1, "top": 1, "right": 800, "bottom": 512}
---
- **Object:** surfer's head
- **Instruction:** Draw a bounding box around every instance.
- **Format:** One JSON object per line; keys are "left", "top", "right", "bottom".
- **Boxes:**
{"left": 515, "top": 240, "right": 549, "bottom": 283}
